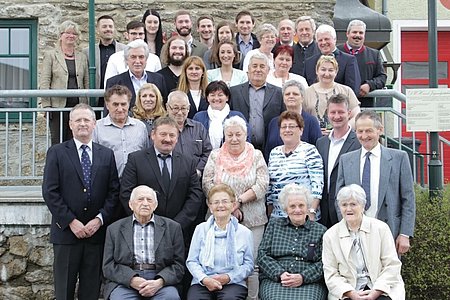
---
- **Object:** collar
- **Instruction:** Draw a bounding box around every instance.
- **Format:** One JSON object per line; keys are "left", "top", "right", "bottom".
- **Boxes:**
{"left": 102, "top": 114, "right": 137, "bottom": 127}
{"left": 344, "top": 42, "right": 365, "bottom": 54}
{"left": 132, "top": 213, "right": 155, "bottom": 226}
{"left": 298, "top": 40, "right": 314, "bottom": 48}
{"left": 99, "top": 40, "right": 116, "bottom": 47}
{"left": 154, "top": 146, "right": 173, "bottom": 157}
{"left": 329, "top": 125, "right": 352, "bottom": 143}
{"left": 282, "top": 215, "right": 312, "bottom": 229}
{"left": 249, "top": 81, "right": 267, "bottom": 90}
{"left": 129, "top": 70, "right": 147, "bottom": 81}
{"left": 73, "top": 138, "right": 93, "bottom": 150}
{"left": 183, "top": 118, "right": 195, "bottom": 129}
{"left": 361, "top": 142, "right": 381, "bottom": 159}
{"left": 237, "top": 34, "right": 253, "bottom": 45}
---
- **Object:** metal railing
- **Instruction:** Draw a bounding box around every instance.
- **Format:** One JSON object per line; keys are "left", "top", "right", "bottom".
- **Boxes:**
{"left": 0, "top": 88, "right": 447, "bottom": 186}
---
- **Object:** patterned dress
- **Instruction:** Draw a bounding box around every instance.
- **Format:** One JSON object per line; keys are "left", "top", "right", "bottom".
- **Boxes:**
{"left": 258, "top": 217, "right": 328, "bottom": 300}
{"left": 267, "top": 142, "right": 324, "bottom": 218}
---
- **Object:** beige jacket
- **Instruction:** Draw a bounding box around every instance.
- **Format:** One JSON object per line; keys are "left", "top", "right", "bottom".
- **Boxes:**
{"left": 322, "top": 216, "right": 405, "bottom": 300}
{"left": 39, "top": 47, "right": 89, "bottom": 108}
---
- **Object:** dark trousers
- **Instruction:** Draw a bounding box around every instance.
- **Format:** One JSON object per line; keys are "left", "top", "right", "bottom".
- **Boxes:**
{"left": 49, "top": 97, "right": 78, "bottom": 145}
{"left": 187, "top": 284, "right": 247, "bottom": 300}
{"left": 53, "top": 242, "right": 103, "bottom": 300}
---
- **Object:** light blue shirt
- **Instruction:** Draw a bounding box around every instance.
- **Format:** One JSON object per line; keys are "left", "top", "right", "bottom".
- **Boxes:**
{"left": 186, "top": 220, "right": 254, "bottom": 287}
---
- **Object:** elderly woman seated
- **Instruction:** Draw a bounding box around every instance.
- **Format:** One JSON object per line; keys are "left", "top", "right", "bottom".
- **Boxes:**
{"left": 258, "top": 183, "right": 328, "bottom": 300}
{"left": 322, "top": 184, "right": 405, "bottom": 300}
{"left": 186, "top": 184, "right": 254, "bottom": 300}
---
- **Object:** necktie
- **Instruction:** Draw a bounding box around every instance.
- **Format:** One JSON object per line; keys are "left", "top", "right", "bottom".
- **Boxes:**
{"left": 361, "top": 152, "right": 371, "bottom": 210}
{"left": 80, "top": 144, "right": 92, "bottom": 201}
{"left": 158, "top": 154, "right": 171, "bottom": 193}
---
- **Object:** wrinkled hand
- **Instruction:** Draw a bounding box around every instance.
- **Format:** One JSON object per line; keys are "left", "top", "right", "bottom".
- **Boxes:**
{"left": 396, "top": 235, "right": 410, "bottom": 255}
{"left": 130, "top": 277, "right": 147, "bottom": 291}
{"left": 138, "top": 278, "right": 164, "bottom": 297}
{"left": 84, "top": 218, "right": 101, "bottom": 238}
{"left": 69, "top": 219, "right": 87, "bottom": 239}
{"left": 211, "top": 274, "right": 230, "bottom": 286}
{"left": 359, "top": 84, "right": 371, "bottom": 97}
{"left": 345, "top": 289, "right": 382, "bottom": 300}
{"left": 280, "top": 272, "right": 303, "bottom": 288}
{"left": 202, "top": 277, "right": 222, "bottom": 292}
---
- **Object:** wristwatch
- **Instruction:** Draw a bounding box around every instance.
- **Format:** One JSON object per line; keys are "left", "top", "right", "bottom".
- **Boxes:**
{"left": 308, "top": 208, "right": 317, "bottom": 214}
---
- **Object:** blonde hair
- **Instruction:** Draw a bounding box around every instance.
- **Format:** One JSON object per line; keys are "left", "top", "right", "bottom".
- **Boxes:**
{"left": 133, "top": 83, "right": 166, "bottom": 120}
{"left": 316, "top": 55, "right": 339, "bottom": 73}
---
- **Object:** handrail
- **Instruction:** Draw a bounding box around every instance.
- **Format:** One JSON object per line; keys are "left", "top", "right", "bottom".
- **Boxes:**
{"left": 367, "top": 89, "right": 407, "bottom": 103}
{"left": 0, "top": 89, "right": 105, "bottom": 98}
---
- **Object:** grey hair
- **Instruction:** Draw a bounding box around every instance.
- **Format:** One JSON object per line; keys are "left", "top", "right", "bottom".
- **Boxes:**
{"left": 355, "top": 110, "right": 383, "bottom": 129}
{"left": 279, "top": 183, "right": 313, "bottom": 211}
{"left": 124, "top": 39, "right": 150, "bottom": 61}
{"left": 295, "top": 16, "right": 316, "bottom": 32}
{"left": 167, "top": 90, "right": 190, "bottom": 106}
{"left": 255, "top": 23, "right": 278, "bottom": 41}
{"left": 59, "top": 20, "right": 80, "bottom": 37}
{"left": 69, "top": 103, "right": 95, "bottom": 120}
{"left": 315, "top": 24, "right": 337, "bottom": 41}
{"left": 130, "top": 185, "right": 158, "bottom": 204}
{"left": 282, "top": 80, "right": 305, "bottom": 99}
{"left": 347, "top": 19, "right": 367, "bottom": 33}
{"left": 336, "top": 184, "right": 366, "bottom": 208}
{"left": 278, "top": 19, "right": 295, "bottom": 31}
{"left": 223, "top": 115, "right": 247, "bottom": 135}
{"left": 248, "top": 51, "right": 270, "bottom": 68}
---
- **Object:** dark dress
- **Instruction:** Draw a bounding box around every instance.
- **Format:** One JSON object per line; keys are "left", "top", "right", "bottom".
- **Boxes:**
{"left": 258, "top": 217, "right": 327, "bottom": 300}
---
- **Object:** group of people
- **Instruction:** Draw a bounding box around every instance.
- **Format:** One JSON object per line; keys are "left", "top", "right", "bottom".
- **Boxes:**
{"left": 40, "top": 8, "right": 415, "bottom": 300}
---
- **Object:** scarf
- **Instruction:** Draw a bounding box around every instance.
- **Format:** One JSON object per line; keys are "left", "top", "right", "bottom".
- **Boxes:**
{"left": 207, "top": 104, "right": 230, "bottom": 149}
{"left": 214, "top": 142, "right": 255, "bottom": 182}
{"left": 199, "top": 215, "right": 239, "bottom": 269}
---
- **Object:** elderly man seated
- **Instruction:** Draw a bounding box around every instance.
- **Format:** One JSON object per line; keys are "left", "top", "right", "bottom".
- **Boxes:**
{"left": 103, "top": 185, "right": 185, "bottom": 300}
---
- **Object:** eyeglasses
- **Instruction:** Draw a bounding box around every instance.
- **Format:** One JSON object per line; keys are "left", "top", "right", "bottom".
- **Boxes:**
{"left": 209, "top": 199, "right": 234, "bottom": 206}
{"left": 280, "top": 125, "right": 299, "bottom": 130}
{"left": 168, "top": 105, "right": 189, "bottom": 113}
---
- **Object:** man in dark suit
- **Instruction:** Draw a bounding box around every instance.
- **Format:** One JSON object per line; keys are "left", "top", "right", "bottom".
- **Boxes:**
{"left": 336, "top": 110, "right": 416, "bottom": 255}
{"left": 316, "top": 94, "right": 361, "bottom": 228}
{"left": 120, "top": 116, "right": 203, "bottom": 245}
{"left": 42, "top": 103, "right": 120, "bottom": 300}
{"left": 103, "top": 185, "right": 184, "bottom": 300}
{"left": 303, "top": 24, "right": 361, "bottom": 95}
{"left": 105, "top": 39, "right": 168, "bottom": 109}
{"left": 338, "top": 19, "right": 387, "bottom": 107}
{"left": 291, "top": 16, "right": 321, "bottom": 76}
{"left": 230, "top": 52, "right": 285, "bottom": 151}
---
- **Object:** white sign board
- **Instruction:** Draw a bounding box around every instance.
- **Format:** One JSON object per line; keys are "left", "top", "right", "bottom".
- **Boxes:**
{"left": 406, "top": 88, "right": 450, "bottom": 132}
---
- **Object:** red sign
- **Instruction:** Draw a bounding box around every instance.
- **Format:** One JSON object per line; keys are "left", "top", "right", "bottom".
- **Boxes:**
{"left": 441, "top": 0, "right": 450, "bottom": 10}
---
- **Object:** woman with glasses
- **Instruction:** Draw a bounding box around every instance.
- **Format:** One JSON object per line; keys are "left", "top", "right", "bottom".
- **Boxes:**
{"left": 202, "top": 116, "right": 268, "bottom": 300}
{"left": 242, "top": 24, "right": 278, "bottom": 72}
{"left": 186, "top": 183, "right": 254, "bottom": 300}
{"left": 177, "top": 56, "right": 209, "bottom": 119}
{"left": 304, "top": 55, "right": 360, "bottom": 131}
{"left": 266, "top": 111, "right": 323, "bottom": 221}
{"left": 40, "top": 20, "right": 89, "bottom": 145}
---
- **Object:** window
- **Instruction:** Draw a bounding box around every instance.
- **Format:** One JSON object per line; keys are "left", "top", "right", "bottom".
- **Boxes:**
{"left": 0, "top": 19, "right": 38, "bottom": 108}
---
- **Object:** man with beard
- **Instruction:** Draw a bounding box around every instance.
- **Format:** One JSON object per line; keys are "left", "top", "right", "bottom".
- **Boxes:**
{"left": 157, "top": 36, "right": 189, "bottom": 99}
{"left": 338, "top": 19, "right": 387, "bottom": 107}
{"left": 197, "top": 16, "right": 215, "bottom": 49}
{"left": 174, "top": 10, "right": 208, "bottom": 58}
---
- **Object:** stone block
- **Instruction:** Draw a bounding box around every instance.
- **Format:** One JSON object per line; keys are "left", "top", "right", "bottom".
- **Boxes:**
{"left": 29, "top": 246, "right": 53, "bottom": 267}
{"left": 9, "top": 236, "right": 31, "bottom": 257}
{"left": 0, "top": 254, "right": 27, "bottom": 281}
{"left": 0, "top": 286, "right": 34, "bottom": 300}
{"left": 25, "top": 268, "right": 53, "bottom": 284}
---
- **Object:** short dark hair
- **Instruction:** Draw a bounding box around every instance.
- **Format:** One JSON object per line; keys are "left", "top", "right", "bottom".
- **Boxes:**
{"left": 205, "top": 81, "right": 231, "bottom": 99}
{"left": 278, "top": 110, "right": 304, "bottom": 129}
{"left": 174, "top": 10, "right": 191, "bottom": 21}
{"left": 152, "top": 116, "right": 179, "bottom": 132}
{"left": 197, "top": 15, "right": 214, "bottom": 28}
{"left": 97, "top": 15, "right": 114, "bottom": 25}
{"left": 104, "top": 85, "right": 132, "bottom": 103}
{"left": 327, "top": 93, "right": 350, "bottom": 109}
{"left": 126, "top": 20, "right": 145, "bottom": 32}
{"left": 273, "top": 44, "right": 294, "bottom": 60}
{"left": 235, "top": 10, "right": 255, "bottom": 24}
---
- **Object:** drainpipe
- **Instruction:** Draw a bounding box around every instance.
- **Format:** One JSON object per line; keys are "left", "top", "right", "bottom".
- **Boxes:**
{"left": 382, "top": 0, "right": 388, "bottom": 15}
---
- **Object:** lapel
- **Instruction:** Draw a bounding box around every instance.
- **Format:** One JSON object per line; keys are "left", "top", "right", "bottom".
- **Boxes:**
{"left": 337, "top": 220, "right": 354, "bottom": 262}
{"left": 55, "top": 47, "right": 68, "bottom": 73}
{"left": 168, "top": 151, "right": 181, "bottom": 197}
{"left": 94, "top": 44, "right": 100, "bottom": 74}
{"left": 119, "top": 216, "right": 134, "bottom": 254}
{"left": 350, "top": 149, "right": 363, "bottom": 184}
{"left": 153, "top": 215, "right": 166, "bottom": 253}
{"left": 90, "top": 142, "right": 101, "bottom": 184}
{"left": 378, "top": 146, "right": 392, "bottom": 209}
{"left": 123, "top": 72, "right": 137, "bottom": 100}
{"left": 187, "top": 92, "right": 198, "bottom": 115}
{"left": 321, "top": 138, "right": 331, "bottom": 174}
{"left": 263, "top": 84, "right": 274, "bottom": 109}
{"left": 358, "top": 216, "right": 372, "bottom": 273}
{"left": 147, "top": 147, "right": 167, "bottom": 195}
{"left": 66, "top": 140, "right": 84, "bottom": 185}
{"left": 241, "top": 83, "right": 250, "bottom": 109}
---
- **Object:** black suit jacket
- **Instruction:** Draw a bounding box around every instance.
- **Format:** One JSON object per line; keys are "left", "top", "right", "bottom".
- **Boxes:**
{"left": 187, "top": 91, "right": 209, "bottom": 119}
{"left": 229, "top": 82, "right": 285, "bottom": 149}
{"left": 316, "top": 130, "right": 361, "bottom": 228}
{"left": 42, "top": 139, "right": 120, "bottom": 244}
{"left": 303, "top": 49, "right": 361, "bottom": 95}
{"left": 120, "top": 147, "right": 203, "bottom": 234}
{"left": 103, "top": 215, "right": 185, "bottom": 299}
{"left": 291, "top": 41, "right": 321, "bottom": 76}
{"left": 105, "top": 70, "right": 168, "bottom": 108}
